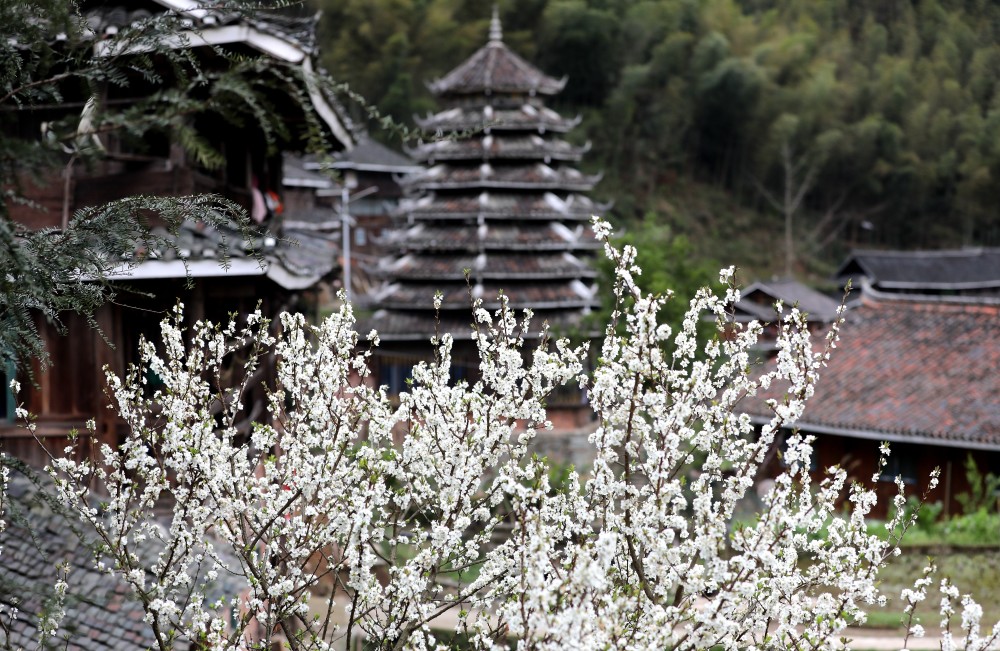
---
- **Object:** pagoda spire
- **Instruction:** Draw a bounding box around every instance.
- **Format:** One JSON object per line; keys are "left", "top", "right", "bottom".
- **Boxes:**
{"left": 489, "top": 5, "right": 502, "bottom": 42}
{"left": 427, "top": 5, "right": 566, "bottom": 97}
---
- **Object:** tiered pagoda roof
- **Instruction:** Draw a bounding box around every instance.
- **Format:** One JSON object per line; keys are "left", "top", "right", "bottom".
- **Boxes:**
{"left": 383, "top": 223, "right": 600, "bottom": 251}
{"left": 402, "top": 192, "right": 600, "bottom": 221}
{"left": 426, "top": 15, "right": 567, "bottom": 97}
{"left": 373, "top": 281, "right": 597, "bottom": 311}
{"left": 408, "top": 134, "right": 590, "bottom": 162}
{"left": 366, "top": 9, "right": 602, "bottom": 341}
{"left": 415, "top": 105, "right": 582, "bottom": 133}
{"left": 380, "top": 252, "right": 596, "bottom": 280}
{"left": 399, "top": 162, "right": 600, "bottom": 191}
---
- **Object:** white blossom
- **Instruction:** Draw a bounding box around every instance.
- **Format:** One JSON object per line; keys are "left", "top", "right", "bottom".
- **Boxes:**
{"left": 2, "top": 218, "right": 991, "bottom": 651}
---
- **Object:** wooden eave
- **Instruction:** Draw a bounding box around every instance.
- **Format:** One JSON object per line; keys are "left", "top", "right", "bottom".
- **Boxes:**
{"left": 408, "top": 137, "right": 589, "bottom": 164}
{"left": 378, "top": 296, "right": 599, "bottom": 311}
{"left": 89, "top": 6, "right": 353, "bottom": 150}
{"left": 381, "top": 268, "right": 597, "bottom": 281}
{"left": 374, "top": 280, "right": 599, "bottom": 311}
{"left": 409, "top": 179, "right": 597, "bottom": 192}
{"left": 401, "top": 209, "right": 595, "bottom": 222}
{"left": 401, "top": 166, "right": 602, "bottom": 192}
{"left": 395, "top": 239, "right": 601, "bottom": 253}
{"left": 414, "top": 108, "right": 581, "bottom": 134}
{"left": 384, "top": 223, "right": 601, "bottom": 253}
{"left": 378, "top": 252, "right": 596, "bottom": 281}
{"left": 427, "top": 39, "right": 566, "bottom": 97}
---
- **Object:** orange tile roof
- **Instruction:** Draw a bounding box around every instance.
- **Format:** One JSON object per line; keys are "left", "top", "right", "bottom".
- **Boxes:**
{"left": 749, "top": 293, "right": 1000, "bottom": 449}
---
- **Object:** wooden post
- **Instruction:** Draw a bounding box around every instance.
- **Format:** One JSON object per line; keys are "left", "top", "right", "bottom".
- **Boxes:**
{"left": 944, "top": 460, "right": 953, "bottom": 519}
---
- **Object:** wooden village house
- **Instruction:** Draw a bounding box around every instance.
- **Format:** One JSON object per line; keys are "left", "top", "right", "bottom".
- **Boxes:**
{"left": 732, "top": 278, "right": 844, "bottom": 352}
{"left": 0, "top": 2, "right": 357, "bottom": 647}
{"left": 747, "top": 255, "right": 1000, "bottom": 518}
{"left": 282, "top": 137, "right": 420, "bottom": 302}
{"left": 1, "top": 0, "right": 354, "bottom": 468}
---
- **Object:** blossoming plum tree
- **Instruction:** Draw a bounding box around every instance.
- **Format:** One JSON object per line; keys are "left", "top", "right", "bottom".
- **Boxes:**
{"left": 3, "top": 219, "right": 998, "bottom": 650}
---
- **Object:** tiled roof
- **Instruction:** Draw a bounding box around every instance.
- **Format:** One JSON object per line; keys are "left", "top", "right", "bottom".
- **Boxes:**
{"left": 327, "top": 135, "right": 418, "bottom": 173}
{"left": 374, "top": 281, "right": 598, "bottom": 311}
{"left": 415, "top": 105, "right": 581, "bottom": 134}
{"left": 835, "top": 248, "right": 1000, "bottom": 292}
{"left": 248, "top": 10, "right": 321, "bottom": 51}
{"left": 746, "top": 293, "right": 1000, "bottom": 449}
{"left": 409, "top": 135, "right": 587, "bottom": 163}
{"left": 379, "top": 254, "right": 479, "bottom": 279}
{"left": 379, "top": 252, "right": 595, "bottom": 280}
{"left": 360, "top": 310, "right": 589, "bottom": 341}
{"left": 274, "top": 226, "right": 339, "bottom": 284}
{"left": 385, "top": 223, "right": 600, "bottom": 251}
{"left": 84, "top": 1, "right": 320, "bottom": 52}
{"left": 0, "top": 474, "right": 242, "bottom": 651}
{"left": 400, "top": 192, "right": 600, "bottom": 221}
{"left": 428, "top": 30, "right": 566, "bottom": 96}
{"left": 736, "top": 279, "right": 843, "bottom": 323}
{"left": 399, "top": 163, "right": 599, "bottom": 191}
{"left": 282, "top": 153, "right": 335, "bottom": 189}
{"left": 485, "top": 223, "right": 599, "bottom": 249}
{"left": 109, "top": 219, "right": 335, "bottom": 290}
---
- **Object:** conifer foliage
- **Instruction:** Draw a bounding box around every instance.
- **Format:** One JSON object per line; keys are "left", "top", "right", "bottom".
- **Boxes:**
{"left": 0, "top": 0, "right": 337, "bottom": 369}
{"left": 1, "top": 221, "right": 990, "bottom": 650}
{"left": 321, "top": 0, "right": 1000, "bottom": 259}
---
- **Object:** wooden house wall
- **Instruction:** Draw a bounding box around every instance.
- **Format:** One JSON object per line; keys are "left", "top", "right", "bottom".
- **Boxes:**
{"left": 0, "top": 310, "right": 116, "bottom": 469}
{"left": 765, "top": 432, "right": 1000, "bottom": 519}
{"left": 0, "top": 276, "right": 286, "bottom": 469}
{"left": 350, "top": 169, "right": 403, "bottom": 260}
{"left": 7, "top": 171, "right": 69, "bottom": 230}
{"left": 8, "top": 104, "right": 277, "bottom": 229}
{"left": 10, "top": 161, "right": 258, "bottom": 229}
{"left": 3, "top": 115, "right": 292, "bottom": 470}
{"left": 282, "top": 185, "right": 328, "bottom": 217}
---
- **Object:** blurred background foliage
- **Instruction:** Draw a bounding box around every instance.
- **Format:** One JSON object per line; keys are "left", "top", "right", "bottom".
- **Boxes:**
{"left": 316, "top": 0, "right": 1000, "bottom": 282}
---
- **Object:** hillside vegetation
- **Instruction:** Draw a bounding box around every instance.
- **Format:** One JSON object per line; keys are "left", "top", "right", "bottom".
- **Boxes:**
{"left": 317, "top": 0, "right": 1000, "bottom": 279}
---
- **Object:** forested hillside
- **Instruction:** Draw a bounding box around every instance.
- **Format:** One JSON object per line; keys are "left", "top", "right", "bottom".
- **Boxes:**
{"left": 317, "top": 0, "right": 1000, "bottom": 279}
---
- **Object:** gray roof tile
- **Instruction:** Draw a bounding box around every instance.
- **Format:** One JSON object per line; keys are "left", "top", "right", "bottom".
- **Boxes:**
{"left": 0, "top": 472, "right": 243, "bottom": 650}
{"left": 836, "top": 248, "right": 1000, "bottom": 292}
{"left": 745, "top": 293, "right": 1000, "bottom": 448}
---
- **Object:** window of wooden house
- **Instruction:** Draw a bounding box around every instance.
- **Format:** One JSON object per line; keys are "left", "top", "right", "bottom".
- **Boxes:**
{"left": 0, "top": 359, "right": 16, "bottom": 423}
{"left": 120, "top": 305, "right": 169, "bottom": 397}
{"left": 777, "top": 431, "right": 819, "bottom": 472}
{"left": 449, "top": 358, "right": 482, "bottom": 388}
{"left": 109, "top": 126, "right": 170, "bottom": 163}
{"left": 378, "top": 359, "right": 413, "bottom": 398}
{"left": 879, "top": 442, "right": 918, "bottom": 485}
{"left": 350, "top": 198, "right": 385, "bottom": 217}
